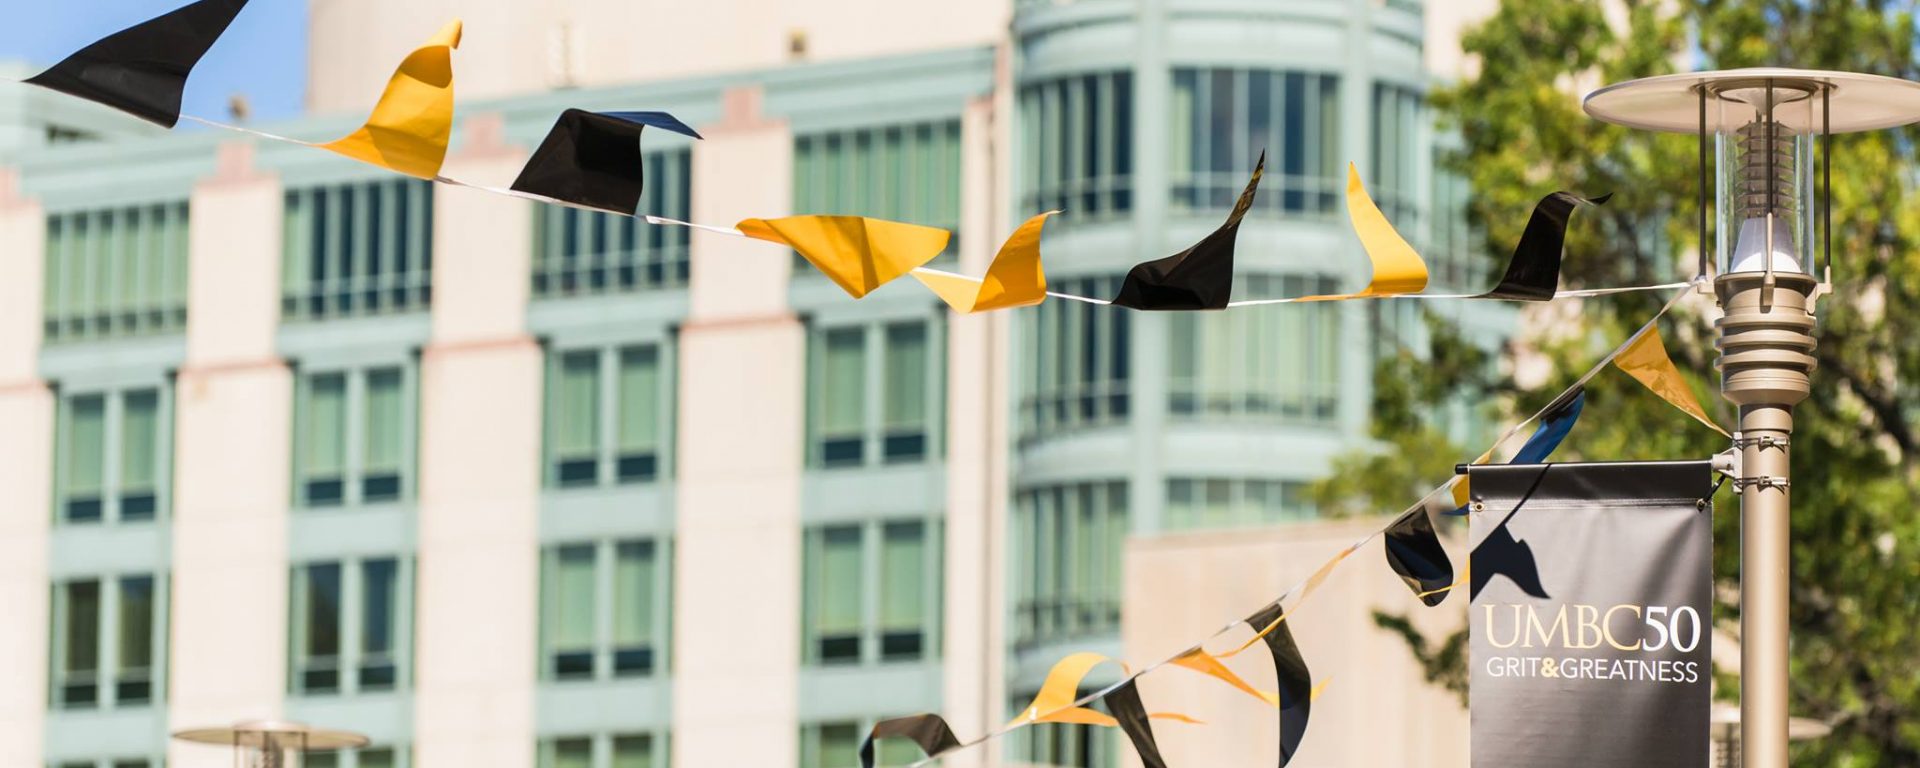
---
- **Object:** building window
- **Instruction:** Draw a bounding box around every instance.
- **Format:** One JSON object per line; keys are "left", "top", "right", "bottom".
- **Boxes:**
{"left": 1370, "top": 83, "right": 1424, "bottom": 231}
{"left": 532, "top": 149, "right": 692, "bottom": 297}
{"left": 1165, "top": 478, "right": 1314, "bottom": 531}
{"left": 1012, "top": 482, "right": 1126, "bottom": 650}
{"left": 50, "top": 574, "right": 164, "bottom": 710}
{"left": 54, "top": 387, "right": 169, "bottom": 525}
{"left": 541, "top": 539, "right": 669, "bottom": 682}
{"left": 1172, "top": 68, "right": 1340, "bottom": 215}
{"left": 801, "top": 720, "right": 927, "bottom": 768}
{"left": 545, "top": 343, "right": 669, "bottom": 488}
{"left": 1017, "top": 276, "right": 1129, "bottom": 442}
{"left": 52, "top": 760, "right": 161, "bottom": 768}
{"left": 293, "top": 365, "right": 417, "bottom": 509}
{"left": 1020, "top": 71, "right": 1134, "bottom": 221}
{"left": 290, "top": 557, "right": 409, "bottom": 696}
{"left": 304, "top": 746, "right": 407, "bottom": 768}
{"left": 42, "top": 202, "right": 190, "bottom": 344}
{"left": 282, "top": 178, "right": 434, "bottom": 321}
{"left": 1428, "top": 146, "right": 1481, "bottom": 289}
{"left": 537, "top": 733, "right": 661, "bottom": 768}
{"left": 1008, "top": 719, "right": 1121, "bottom": 768}
{"left": 807, "top": 318, "right": 943, "bottom": 469}
{"left": 802, "top": 518, "right": 941, "bottom": 666}
{"left": 1167, "top": 275, "right": 1342, "bottom": 423}
{"left": 794, "top": 120, "right": 962, "bottom": 263}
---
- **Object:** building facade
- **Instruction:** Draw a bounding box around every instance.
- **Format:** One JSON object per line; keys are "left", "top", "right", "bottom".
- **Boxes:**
{"left": 0, "top": 1, "right": 1504, "bottom": 767}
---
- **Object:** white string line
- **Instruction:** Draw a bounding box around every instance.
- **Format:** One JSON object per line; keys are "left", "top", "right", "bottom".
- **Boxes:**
{"left": 180, "top": 112, "right": 1674, "bottom": 308}
{"left": 905, "top": 283, "right": 1700, "bottom": 767}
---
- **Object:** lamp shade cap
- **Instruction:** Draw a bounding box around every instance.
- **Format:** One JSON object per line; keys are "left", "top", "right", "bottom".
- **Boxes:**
{"left": 1584, "top": 68, "right": 1920, "bottom": 134}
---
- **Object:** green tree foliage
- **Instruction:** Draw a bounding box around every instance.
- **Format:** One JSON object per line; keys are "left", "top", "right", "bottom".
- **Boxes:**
{"left": 1319, "top": 1, "right": 1920, "bottom": 761}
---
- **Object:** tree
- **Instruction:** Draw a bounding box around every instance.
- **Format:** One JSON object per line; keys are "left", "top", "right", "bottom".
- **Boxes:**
{"left": 1319, "top": 0, "right": 1920, "bottom": 762}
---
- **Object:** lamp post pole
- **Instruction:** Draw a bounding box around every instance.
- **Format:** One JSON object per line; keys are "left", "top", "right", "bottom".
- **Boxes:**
{"left": 1585, "top": 67, "right": 1920, "bottom": 767}
{"left": 1715, "top": 271, "right": 1820, "bottom": 768}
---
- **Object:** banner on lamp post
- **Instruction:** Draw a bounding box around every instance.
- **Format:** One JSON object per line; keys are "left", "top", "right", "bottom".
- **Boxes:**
{"left": 1468, "top": 461, "right": 1714, "bottom": 768}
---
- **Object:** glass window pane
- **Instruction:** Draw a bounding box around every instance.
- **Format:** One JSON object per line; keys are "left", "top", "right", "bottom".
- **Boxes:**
{"left": 556, "top": 352, "right": 601, "bottom": 458}
{"left": 613, "top": 734, "right": 653, "bottom": 768}
{"left": 617, "top": 346, "right": 660, "bottom": 452}
{"left": 359, "top": 748, "right": 395, "bottom": 768}
{"left": 306, "top": 374, "right": 347, "bottom": 475}
{"left": 120, "top": 391, "right": 159, "bottom": 490}
{"left": 613, "top": 541, "right": 655, "bottom": 649}
{"left": 118, "top": 575, "right": 154, "bottom": 677}
{"left": 814, "top": 526, "right": 863, "bottom": 661}
{"left": 363, "top": 369, "right": 404, "bottom": 473}
{"left": 883, "top": 323, "right": 928, "bottom": 430}
{"left": 64, "top": 579, "right": 101, "bottom": 677}
{"left": 881, "top": 521, "right": 928, "bottom": 660}
{"left": 821, "top": 328, "right": 866, "bottom": 436}
{"left": 66, "top": 395, "right": 106, "bottom": 496}
{"left": 553, "top": 545, "right": 596, "bottom": 650}
{"left": 306, "top": 563, "right": 342, "bottom": 658}
{"left": 362, "top": 559, "right": 397, "bottom": 657}
{"left": 815, "top": 723, "right": 858, "bottom": 768}
{"left": 551, "top": 738, "right": 592, "bottom": 768}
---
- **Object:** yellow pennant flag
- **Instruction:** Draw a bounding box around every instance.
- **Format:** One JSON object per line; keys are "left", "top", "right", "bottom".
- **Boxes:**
{"left": 1172, "top": 648, "right": 1280, "bottom": 707}
{"left": 913, "top": 211, "right": 1057, "bottom": 313}
{"left": 1298, "top": 163, "right": 1430, "bottom": 300}
{"left": 738, "top": 215, "right": 950, "bottom": 299}
{"left": 320, "top": 20, "right": 462, "bottom": 179}
{"left": 1008, "top": 652, "right": 1197, "bottom": 728}
{"left": 1615, "top": 326, "right": 1731, "bottom": 436}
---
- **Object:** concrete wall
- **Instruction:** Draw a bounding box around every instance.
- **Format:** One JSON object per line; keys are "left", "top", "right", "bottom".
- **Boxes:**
{"left": 0, "top": 169, "right": 51, "bottom": 768}
{"left": 167, "top": 143, "right": 293, "bottom": 768}
{"left": 670, "top": 87, "right": 805, "bottom": 768}
{"left": 413, "top": 115, "right": 543, "bottom": 768}
{"left": 307, "top": 0, "right": 1011, "bottom": 113}
{"left": 1122, "top": 518, "right": 1469, "bottom": 767}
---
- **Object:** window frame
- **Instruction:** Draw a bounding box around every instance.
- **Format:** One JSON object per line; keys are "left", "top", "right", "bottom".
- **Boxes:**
{"left": 541, "top": 339, "right": 677, "bottom": 491}
{"left": 41, "top": 201, "right": 190, "bottom": 344}
{"left": 282, "top": 178, "right": 435, "bottom": 322}
{"left": 805, "top": 315, "right": 946, "bottom": 470}
{"left": 792, "top": 119, "right": 965, "bottom": 269}
{"left": 531, "top": 148, "right": 693, "bottom": 298}
{"left": 536, "top": 732, "right": 665, "bottom": 768}
{"left": 288, "top": 556, "right": 415, "bottom": 697}
{"left": 800, "top": 516, "right": 944, "bottom": 667}
{"left": 49, "top": 572, "right": 169, "bottom": 711}
{"left": 52, "top": 385, "right": 174, "bottom": 526}
{"left": 1012, "top": 482, "right": 1127, "bottom": 650}
{"left": 291, "top": 362, "right": 421, "bottom": 510}
{"left": 538, "top": 537, "right": 674, "bottom": 683}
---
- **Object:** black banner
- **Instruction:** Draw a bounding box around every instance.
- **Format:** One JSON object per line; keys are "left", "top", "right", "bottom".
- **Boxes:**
{"left": 1468, "top": 461, "right": 1713, "bottom": 768}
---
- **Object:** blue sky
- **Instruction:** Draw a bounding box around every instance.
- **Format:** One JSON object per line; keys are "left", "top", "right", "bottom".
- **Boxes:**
{"left": 0, "top": 0, "right": 309, "bottom": 123}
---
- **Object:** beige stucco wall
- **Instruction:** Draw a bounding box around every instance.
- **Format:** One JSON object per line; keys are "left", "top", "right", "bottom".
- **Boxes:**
{"left": 670, "top": 87, "right": 806, "bottom": 768}
{"left": 1122, "top": 518, "right": 1469, "bottom": 767}
{"left": 0, "top": 172, "right": 50, "bottom": 767}
{"left": 413, "top": 117, "right": 542, "bottom": 768}
{"left": 168, "top": 144, "right": 293, "bottom": 768}
{"left": 305, "top": 0, "right": 1010, "bottom": 113}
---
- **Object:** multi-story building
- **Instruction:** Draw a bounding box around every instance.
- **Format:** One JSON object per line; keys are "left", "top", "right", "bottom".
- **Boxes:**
{"left": 0, "top": 1, "right": 1506, "bottom": 766}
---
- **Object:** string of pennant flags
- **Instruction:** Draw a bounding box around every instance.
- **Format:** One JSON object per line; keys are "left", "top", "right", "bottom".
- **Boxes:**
{"left": 10, "top": 2, "right": 1739, "bottom": 766}
{"left": 9, "top": 0, "right": 1688, "bottom": 314}
{"left": 863, "top": 286, "right": 1725, "bottom": 768}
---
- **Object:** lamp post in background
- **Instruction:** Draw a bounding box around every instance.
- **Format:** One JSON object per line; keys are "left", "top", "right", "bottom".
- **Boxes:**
{"left": 173, "top": 720, "right": 367, "bottom": 768}
{"left": 1584, "top": 69, "right": 1920, "bottom": 767}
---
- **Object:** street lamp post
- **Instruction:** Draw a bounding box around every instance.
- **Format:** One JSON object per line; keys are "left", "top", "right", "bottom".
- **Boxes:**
{"left": 1584, "top": 69, "right": 1920, "bottom": 766}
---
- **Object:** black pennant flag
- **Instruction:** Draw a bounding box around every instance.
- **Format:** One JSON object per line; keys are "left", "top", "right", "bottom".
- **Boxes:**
{"left": 1103, "top": 679, "right": 1172, "bottom": 768}
{"left": 511, "top": 109, "right": 703, "bottom": 215}
{"left": 1474, "top": 192, "right": 1613, "bottom": 300}
{"left": 1244, "top": 601, "right": 1313, "bottom": 766}
{"left": 1384, "top": 503, "right": 1455, "bottom": 607}
{"left": 1112, "top": 152, "right": 1265, "bottom": 310}
{"left": 25, "top": 0, "right": 250, "bottom": 128}
{"left": 858, "top": 713, "right": 962, "bottom": 768}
